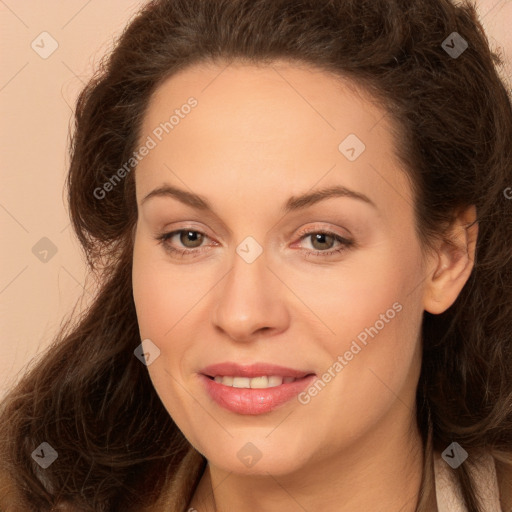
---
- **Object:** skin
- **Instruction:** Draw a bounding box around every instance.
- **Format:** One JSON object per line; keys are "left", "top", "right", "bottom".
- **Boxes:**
{"left": 131, "top": 60, "right": 477, "bottom": 512}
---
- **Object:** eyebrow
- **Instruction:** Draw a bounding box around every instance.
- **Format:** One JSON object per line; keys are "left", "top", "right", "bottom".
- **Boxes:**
{"left": 140, "top": 183, "right": 377, "bottom": 213}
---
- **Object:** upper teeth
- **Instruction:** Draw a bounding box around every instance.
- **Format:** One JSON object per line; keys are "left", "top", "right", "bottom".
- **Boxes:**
{"left": 213, "top": 375, "right": 297, "bottom": 388}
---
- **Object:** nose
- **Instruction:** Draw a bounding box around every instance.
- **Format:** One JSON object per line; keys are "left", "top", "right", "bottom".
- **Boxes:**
{"left": 211, "top": 246, "right": 290, "bottom": 342}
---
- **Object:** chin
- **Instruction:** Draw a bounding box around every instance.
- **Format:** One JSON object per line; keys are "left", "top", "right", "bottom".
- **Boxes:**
{"left": 206, "top": 445, "right": 312, "bottom": 477}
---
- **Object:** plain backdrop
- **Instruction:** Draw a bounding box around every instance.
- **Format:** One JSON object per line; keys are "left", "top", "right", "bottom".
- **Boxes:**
{"left": 1, "top": 0, "right": 511, "bottom": 399}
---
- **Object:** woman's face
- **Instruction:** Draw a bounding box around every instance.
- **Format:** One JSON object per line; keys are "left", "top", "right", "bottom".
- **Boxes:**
{"left": 132, "top": 60, "right": 432, "bottom": 475}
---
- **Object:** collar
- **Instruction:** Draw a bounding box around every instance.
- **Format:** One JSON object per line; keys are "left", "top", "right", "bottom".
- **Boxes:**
{"left": 434, "top": 450, "right": 502, "bottom": 511}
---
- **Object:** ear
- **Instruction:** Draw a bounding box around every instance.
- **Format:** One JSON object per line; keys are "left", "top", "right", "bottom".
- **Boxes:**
{"left": 422, "top": 205, "right": 478, "bottom": 315}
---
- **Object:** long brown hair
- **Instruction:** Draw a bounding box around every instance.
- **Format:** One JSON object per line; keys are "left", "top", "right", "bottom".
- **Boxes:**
{"left": 1, "top": 0, "right": 511, "bottom": 510}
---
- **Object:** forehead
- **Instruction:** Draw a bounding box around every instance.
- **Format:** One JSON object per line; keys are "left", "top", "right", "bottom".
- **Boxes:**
{"left": 143, "top": 59, "right": 389, "bottom": 148}
{"left": 135, "top": 59, "right": 413, "bottom": 218}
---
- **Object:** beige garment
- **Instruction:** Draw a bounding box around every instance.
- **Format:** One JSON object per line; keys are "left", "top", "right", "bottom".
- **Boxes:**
{"left": 434, "top": 450, "right": 503, "bottom": 511}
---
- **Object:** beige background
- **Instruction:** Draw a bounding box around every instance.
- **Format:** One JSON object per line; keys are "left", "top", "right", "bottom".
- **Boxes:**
{"left": 1, "top": 0, "right": 511, "bottom": 399}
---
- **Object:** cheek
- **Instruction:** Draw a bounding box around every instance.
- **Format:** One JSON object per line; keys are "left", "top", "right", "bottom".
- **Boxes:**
{"left": 332, "top": 253, "right": 423, "bottom": 408}
{"left": 309, "top": 235, "right": 425, "bottom": 401}
{"left": 340, "top": 258, "right": 419, "bottom": 346}
{"left": 297, "top": 237, "right": 423, "bottom": 350}
{"left": 132, "top": 235, "right": 202, "bottom": 337}
{"left": 132, "top": 236, "right": 204, "bottom": 430}
{"left": 132, "top": 234, "right": 215, "bottom": 403}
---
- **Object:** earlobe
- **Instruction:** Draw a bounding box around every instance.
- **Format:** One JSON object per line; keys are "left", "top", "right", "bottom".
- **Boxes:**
{"left": 423, "top": 206, "right": 478, "bottom": 315}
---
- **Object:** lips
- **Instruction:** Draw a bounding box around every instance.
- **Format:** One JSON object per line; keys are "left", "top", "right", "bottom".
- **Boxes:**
{"left": 200, "top": 361, "right": 315, "bottom": 379}
{"left": 198, "top": 362, "right": 317, "bottom": 415}
{"left": 199, "top": 373, "right": 317, "bottom": 415}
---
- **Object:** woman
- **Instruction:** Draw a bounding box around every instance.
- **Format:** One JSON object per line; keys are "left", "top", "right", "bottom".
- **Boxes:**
{"left": 1, "top": 0, "right": 511, "bottom": 510}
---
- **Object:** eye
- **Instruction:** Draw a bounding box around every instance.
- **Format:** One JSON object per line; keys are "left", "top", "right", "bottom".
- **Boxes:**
{"left": 295, "top": 228, "right": 354, "bottom": 258}
{"left": 156, "top": 229, "right": 212, "bottom": 258}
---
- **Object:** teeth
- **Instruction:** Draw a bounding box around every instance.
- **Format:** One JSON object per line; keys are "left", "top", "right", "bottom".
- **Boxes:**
{"left": 212, "top": 375, "right": 298, "bottom": 388}
{"left": 247, "top": 376, "right": 269, "bottom": 389}
{"left": 234, "top": 377, "right": 253, "bottom": 388}
{"left": 267, "top": 376, "right": 283, "bottom": 387}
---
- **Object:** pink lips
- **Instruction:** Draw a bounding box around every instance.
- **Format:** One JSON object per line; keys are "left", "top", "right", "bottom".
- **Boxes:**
{"left": 200, "top": 362, "right": 314, "bottom": 379}
{"left": 199, "top": 362, "right": 316, "bottom": 415}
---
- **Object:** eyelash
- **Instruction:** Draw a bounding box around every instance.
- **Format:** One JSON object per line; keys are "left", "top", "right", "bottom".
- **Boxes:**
{"left": 155, "top": 227, "right": 354, "bottom": 260}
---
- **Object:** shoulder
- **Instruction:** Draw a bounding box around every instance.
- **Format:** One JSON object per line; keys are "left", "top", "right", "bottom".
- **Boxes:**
{"left": 495, "top": 457, "right": 512, "bottom": 511}
{"left": 434, "top": 449, "right": 511, "bottom": 511}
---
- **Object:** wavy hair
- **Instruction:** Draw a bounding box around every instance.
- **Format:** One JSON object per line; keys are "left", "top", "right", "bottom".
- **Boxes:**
{"left": 1, "top": 0, "right": 511, "bottom": 510}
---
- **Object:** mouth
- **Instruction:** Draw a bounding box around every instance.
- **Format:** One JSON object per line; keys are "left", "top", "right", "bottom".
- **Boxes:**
{"left": 198, "top": 368, "right": 318, "bottom": 415}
